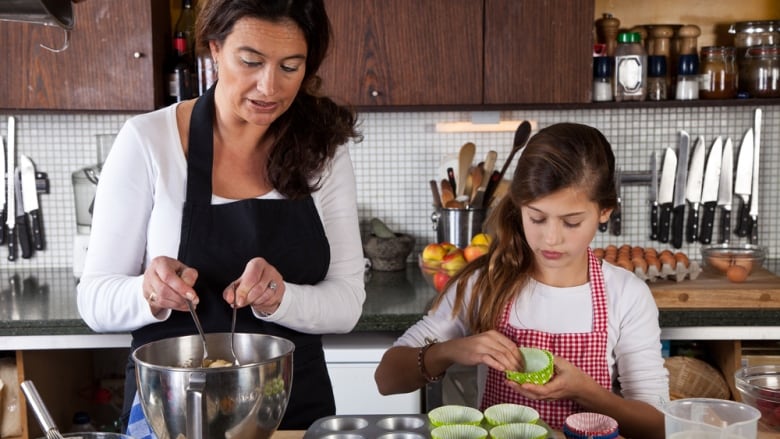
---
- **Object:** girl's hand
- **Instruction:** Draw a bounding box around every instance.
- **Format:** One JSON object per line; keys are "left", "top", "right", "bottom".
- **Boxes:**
{"left": 142, "top": 256, "right": 199, "bottom": 314}
{"left": 506, "top": 355, "right": 597, "bottom": 401}
{"left": 445, "top": 330, "right": 524, "bottom": 372}
{"left": 224, "top": 257, "right": 285, "bottom": 316}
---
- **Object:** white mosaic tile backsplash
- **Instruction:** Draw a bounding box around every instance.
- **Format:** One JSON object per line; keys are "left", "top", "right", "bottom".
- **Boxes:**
{"left": 0, "top": 105, "right": 777, "bottom": 272}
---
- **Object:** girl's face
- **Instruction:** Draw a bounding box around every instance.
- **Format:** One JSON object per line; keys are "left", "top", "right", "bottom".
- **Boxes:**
{"left": 211, "top": 17, "right": 307, "bottom": 128}
{"left": 521, "top": 186, "right": 612, "bottom": 286}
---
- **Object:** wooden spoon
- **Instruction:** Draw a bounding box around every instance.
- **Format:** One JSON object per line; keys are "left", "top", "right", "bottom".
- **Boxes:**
{"left": 484, "top": 122, "right": 532, "bottom": 204}
{"left": 457, "top": 142, "right": 476, "bottom": 198}
{"left": 440, "top": 179, "right": 455, "bottom": 206}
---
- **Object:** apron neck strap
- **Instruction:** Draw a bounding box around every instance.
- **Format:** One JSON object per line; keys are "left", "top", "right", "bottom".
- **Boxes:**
{"left": 186, "top": 84, "right": 217, "bottom": 203}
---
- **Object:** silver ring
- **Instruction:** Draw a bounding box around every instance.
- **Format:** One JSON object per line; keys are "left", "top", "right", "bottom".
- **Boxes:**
{"left": 149, "top": 292, "right": 157, "bottom": 303}
{"left": 268, "top": 280, "right": 278, "bottom": 291}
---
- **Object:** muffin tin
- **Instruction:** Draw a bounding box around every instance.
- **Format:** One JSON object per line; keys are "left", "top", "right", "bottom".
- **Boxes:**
{"left": 303, "top": 414, "right": 431, "bottom": 438}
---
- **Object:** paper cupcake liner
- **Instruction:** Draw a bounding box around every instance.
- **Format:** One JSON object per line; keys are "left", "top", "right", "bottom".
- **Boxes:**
{"left": 428, "top": 405, "right": 484, "bottom": 427}
{"left": 505, "top": 348, "right": 554, "bottom": 385}
{"left": 490, "top": 422, "right": 548, "bottom": 439}
{"left": 564, "top": 412, "right": 619, "bottom": 437}
{"left": 430, "top": 424, "right": 488, "bottom": 439}
{"left": 484, "top": 403, "right": 540, "bottom": 426}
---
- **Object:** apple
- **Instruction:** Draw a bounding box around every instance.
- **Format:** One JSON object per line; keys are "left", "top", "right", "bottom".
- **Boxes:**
{"left": 433, "top": 271, "right": 451, "bottom": 292}
{"left": 470, "top": 233, "right": 492, "bottom": 247}
{"left": 440, "top": 242, "right": 457, "bottom": 253}
{"left": 422, "top": 243, "right": 447, "bottom": 266}
{"left": 464, "top": 244, "right": 488, "bottom": 262}
{"left": 441, "top": 248, "right": 467, "bottom": 273}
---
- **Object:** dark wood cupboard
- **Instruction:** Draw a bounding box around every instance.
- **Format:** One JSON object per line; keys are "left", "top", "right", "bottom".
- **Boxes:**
{"left": 0, "top": 0, "right": 170, "bottom": 112}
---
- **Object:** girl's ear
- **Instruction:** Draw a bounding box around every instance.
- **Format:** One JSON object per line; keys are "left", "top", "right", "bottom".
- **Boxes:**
{"left": 599, "top": 208, "right": 613, "bottom": 224}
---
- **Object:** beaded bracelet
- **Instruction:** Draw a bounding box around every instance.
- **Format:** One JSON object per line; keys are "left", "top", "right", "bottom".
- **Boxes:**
{"left": 418, "top": 341, "right": 445, "bottom": 383}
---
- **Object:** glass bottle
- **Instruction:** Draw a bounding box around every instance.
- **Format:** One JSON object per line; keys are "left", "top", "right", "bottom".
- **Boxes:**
{"left": 700, "top": 46, "right": 737, "bottom": 99}
{"left": 646, "top": 55, "right": 667, "bottom": 101}
{"left": 613, "top": 32, "right": 647, "bottom": 101}
{"left": 592, "top": 56, "right": 613, "bottom": 102}
{"left": 740, "top": 45, "right": 780, "bottom": 98}
{"left": 675, "top": 54, "right": 699, "bottom": 100}
{"left": 167, "top": 32, "right": 195, "bottom": 103}
{"left": 175, "top": 0, "right": 197, "bottom": 62}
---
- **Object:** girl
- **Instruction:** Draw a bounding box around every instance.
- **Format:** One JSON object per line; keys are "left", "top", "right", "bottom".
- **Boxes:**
{"left": 375, "top": 123, "right": 668, "bottom": 439}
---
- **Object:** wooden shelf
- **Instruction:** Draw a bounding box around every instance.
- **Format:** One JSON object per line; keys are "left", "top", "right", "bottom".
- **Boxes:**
{"left": 651, "top": 268, "right": 780, "bottom": 310}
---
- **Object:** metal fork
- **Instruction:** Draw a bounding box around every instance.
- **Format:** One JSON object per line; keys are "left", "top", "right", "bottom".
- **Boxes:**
{"left": 186, "top": 299, "right": 209, "bottom": 367}
{"left": 20, "top": 380, "right": 65, "bottom": 439}
{"left": 230, "top": 287, "right": 241, "bottom": 366}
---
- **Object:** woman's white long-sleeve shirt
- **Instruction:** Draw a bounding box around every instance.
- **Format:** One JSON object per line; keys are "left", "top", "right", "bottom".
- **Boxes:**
{"left": 77, "top": 104, "right": 365, "bottom": 335}
{"left": 395, "top": 262, "right": 669, "bottom": 409}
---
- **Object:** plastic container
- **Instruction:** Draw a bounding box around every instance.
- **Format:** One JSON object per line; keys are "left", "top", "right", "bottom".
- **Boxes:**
{"left": 663, "top": 398, "right": 761, "bottom": 439}
{"left": 700, "top": 46, "right": 738, "bottom": 99}
{"left": 613, "top": 32, "right": 647, "bottom": 101}
{"left": 739, "top": 45, "right": 780, "bottom": 98}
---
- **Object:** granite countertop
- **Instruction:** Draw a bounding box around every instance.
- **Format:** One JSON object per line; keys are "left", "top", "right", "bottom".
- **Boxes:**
{"left": 1, "top": 263, "right": 779, "bottom": 338}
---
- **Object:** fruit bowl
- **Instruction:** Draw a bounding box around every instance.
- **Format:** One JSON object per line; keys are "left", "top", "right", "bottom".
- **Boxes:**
{"left": 735, "top": 365, "right": 780, "bottom": 431}
{"left": 419, "top": 253, "right": 463, "bottom": 293}
{"left": 700, "top": 243, "right": 767, "bottom": 282}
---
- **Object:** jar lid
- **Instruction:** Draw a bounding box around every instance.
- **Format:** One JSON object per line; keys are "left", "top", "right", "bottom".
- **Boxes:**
{"left": 617, "top": 32, "right": 640, "bottom": 43}
{"left": 745, "top": 45, "right": 780, "bottom": 57}
{"left": 593, "top": 56, "right": 612, "bottom": 77}
{"left": 678, "top": 54, "right": 699, "bottom": 75}
{"left": 729, "top": 20, "right": 780, "bottom": 34}
{"left": 647, "top": 55, "right": 666, "bottom": 77}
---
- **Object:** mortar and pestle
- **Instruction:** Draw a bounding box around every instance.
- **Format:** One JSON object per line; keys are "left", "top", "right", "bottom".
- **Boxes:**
{"left": 363, "top": 218, "right": 415, "bottom": 271}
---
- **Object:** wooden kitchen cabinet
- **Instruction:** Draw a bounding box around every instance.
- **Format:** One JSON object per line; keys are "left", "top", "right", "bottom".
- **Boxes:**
{"left": 320, "top": 0, "right": 594, "bottom": 108}
{"left": 0, "top": 0, "right": 170, "bottom": 112}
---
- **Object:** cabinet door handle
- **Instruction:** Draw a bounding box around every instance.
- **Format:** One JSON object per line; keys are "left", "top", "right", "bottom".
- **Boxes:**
{"left": 133, "top": 52, "right": 145, "bottom": 59}
{"left": 370, "top": 90, "right": 380, "bottom": 97}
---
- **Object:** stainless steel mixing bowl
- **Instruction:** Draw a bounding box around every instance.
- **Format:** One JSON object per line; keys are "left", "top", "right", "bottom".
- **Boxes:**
{"left": 132, "top": 333, "right": 294, "bottom": 439}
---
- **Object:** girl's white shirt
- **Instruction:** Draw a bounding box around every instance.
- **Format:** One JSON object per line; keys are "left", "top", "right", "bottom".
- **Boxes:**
{"left": 77, "top": 103, "right": 365, "bottom": 335}
{"left": 395, "top": 262, "right": 670, "bottom": 409}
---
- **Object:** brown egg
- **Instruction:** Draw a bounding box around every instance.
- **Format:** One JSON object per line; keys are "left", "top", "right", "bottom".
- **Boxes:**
{"left": 645, "top": 256, "right": 662, "bottom": 272}
{"left": 616, "top": 258, "right": 634, "bottom": 272}
{"left": 631, "top": 246, "right": 645, "bottom": 258}
{"left": 726, "top": 265, "right": 749, "bottom": 283}
{"left": 733, "top": 256, "right": 754, "bottom": 274}
{"left": 659, "top": 251, "right": 676, "bottom": 268}
{"left": 674, "top": 252, "right": 690, "bottom": 268}
{"left": 632, "top": 256, "right": 649, "bottom": 273}
{"left": 706, "top": 254, "right": 733, "bottom": 273}
{"left": 605, "top": 244, "right": 618, "bottom": 254}
{"left": 644, "top": 247, "right": 658, "bottom": 259}
{"left": 604, "top": 252, "right": 617, "bottom": 263}
{"left": 593, "top": 248, "right": 605, "bottom": 259}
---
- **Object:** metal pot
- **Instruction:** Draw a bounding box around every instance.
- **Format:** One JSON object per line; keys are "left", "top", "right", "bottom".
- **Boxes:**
{"left": 0, "top": 0, "right": 74, "bottom": 29}
{"left": 132, "top": 333, "right": 295, "bottom": 439}
{"left": 430, "top": 207, "right": 487, "bottom": 248}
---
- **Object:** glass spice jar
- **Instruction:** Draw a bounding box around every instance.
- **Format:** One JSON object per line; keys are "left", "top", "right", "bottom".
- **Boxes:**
{"left": 699, "top": 46, "right": 737, "bottom": 99}
{"left": 739, "top": 45, "right": 780, "bottom": 98}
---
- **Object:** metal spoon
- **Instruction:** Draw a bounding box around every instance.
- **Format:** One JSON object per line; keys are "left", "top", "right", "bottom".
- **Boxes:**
{"left": 230, "top": 288, "right": 241, "bottom": 366}
{"left": 186, "top": 299, "right": 209, "bottom": 367}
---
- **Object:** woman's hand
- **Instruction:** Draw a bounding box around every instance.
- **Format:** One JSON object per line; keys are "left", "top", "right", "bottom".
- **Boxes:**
{"left": 224, "top": 257, "right": 285, "bottom": 316}
{"left": 506, "top": 355, "right": 599, "bottom": 402}
{"left": 142, "top": 256, "right": 199, "bottom": 315}
{"left": 443, "top": 330, "right": 524, "bottom": 372}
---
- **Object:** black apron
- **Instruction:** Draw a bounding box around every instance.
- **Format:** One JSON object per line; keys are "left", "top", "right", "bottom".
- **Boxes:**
{"left": 124, "top": 85, "right": 334, "bottom": 430}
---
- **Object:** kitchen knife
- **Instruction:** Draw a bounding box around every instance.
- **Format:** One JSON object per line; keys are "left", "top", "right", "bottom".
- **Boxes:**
{"left": 717, "top": 138, "right": 734, "bottom": 244}
{"left": 658, "top": 147, "right": 677, "bottom": 244}
{"left": 609, "top": 168, "right": 622, "bottom": 236}
{"left": 699, "top": 136, "right": 722, "bottom": 245}
{"left": 685, "top": 135, "right": 705, "bottom": 243}
{"left": 20, "top": 155, "right": 44, "bottom": 250}
{"left": 733, "top": 128, "right": 753, "bottom": 238}
{"left": 649, "top": 151, "right": 659, "bottom": 240}
{"left": 6, "top": 116, "right": 16, "bottom": 261}
{"left": 671, "top": 130, "right": 690, "bottom": 249}
{"left": 749, "top": 108, "right": 761, "bottom": 244}
{"left": 0, "top": 136, "right": 5, "bottom": 245}
{"left": 14, "top": 169, "right": 32, "bottom": 259}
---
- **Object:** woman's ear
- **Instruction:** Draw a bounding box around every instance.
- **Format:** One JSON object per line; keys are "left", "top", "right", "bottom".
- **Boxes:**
{"left": 598, "top": 208, "right": 613, "bottom": 224}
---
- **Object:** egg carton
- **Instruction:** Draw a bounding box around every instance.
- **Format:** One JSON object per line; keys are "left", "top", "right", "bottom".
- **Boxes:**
{"left": 303, "top": 414, "right": 431, "bottom": 438}
{"left": 632, "top": 261, "right": 703, "bottom": 283}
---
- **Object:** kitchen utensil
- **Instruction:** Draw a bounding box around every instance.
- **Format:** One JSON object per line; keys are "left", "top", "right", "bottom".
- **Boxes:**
{"left": 430, "top": 207, "right": 486, "bottom": 249}
{"left": 303, "top": 414, "right": 432, "bottom": 439}
{"left": 20, "top": 155, "right": 44, "bottom": 250}
{"left": 14, "top": 170, "right": 32, "bottom": 259}
{"left": 0, "top": 0, "right": 73, "bottom": 29}
{"left": 671, "top": 130, "right": 690, "bottom": 249}
{"left": 230, "top": 289, "right": 240, "bottom": 366}
{"left": 133, "top": 333, "right": 294, "bottom": 439}
{"left": 469, "top": 165, "right": 483, "bottom": 205}
{"left": 658, "top": 147, "right": 677, "bottom": 243}
{"left": 457, "top": 142, "right": 476, "bottom": 199}
{"left": 471, "top": 150, "right": 498, "bottom": 208}
{"left": 699, "top": 136, "right": 723, "bottom": 245}
{"left": 446, "top": 167, "right": 457, "bottom": 197}
{"left": 701, "top": 243, "right": 766, "bottom": 277}
{"left": 6, "top": 116, "right": 16, "bottom": 261}
{"left": 663, "top": 398, "right": 760, "bottom": 439}
{"left": 0, "top": 136, "right": 5, "bottom": 245}
{"left": 718, "top": 138, "right": 734, "bottom": 244}
{"left": 685, "top": 135, "right": 705, "bottom": 243}
{"left": 734, "top": 364, "right": 780, "bottom": 431}
{"left": 609, "top": 168, "right": 622, "bottom": 236}
{"left": 440, "top": 179, "right": 455, "bottom": 206}
{"left": 429, "top": 179, "right": 443, "bottom": 208}
{"left": 749, "top": 108, "right": 761, "bottom": 244}
{"left": 649, "top": 151, "right": 659, "bottom": 240}
{"left": 734, "top": 128, "right": 754, "bottom": 237}
{"left": 20, "top": 380, "right": 66, "bottom": 439}
{"left": 186, "top": 299, "right": 210, "bottom": 367}
{"left": 484, "top": 121, "right": 532, "bottom": 205}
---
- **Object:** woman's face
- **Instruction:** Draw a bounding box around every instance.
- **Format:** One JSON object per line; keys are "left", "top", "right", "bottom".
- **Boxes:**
{"left": 520, "top": 186, "right": 612, "bottom": 286}
{"left": 211, "top": 17, "right": 307, "bottom": 128}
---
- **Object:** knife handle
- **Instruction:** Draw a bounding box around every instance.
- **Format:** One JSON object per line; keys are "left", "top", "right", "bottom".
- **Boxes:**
{"left": 598, "top": 221, "right": 608, "bottom": 232}
{"left": 671, "top": 204, "right": 685, "bottom": 249}
{"left": 735, "top": 199, "right": 750, "bottom": 237}
{"left": 30, "top": 210, "right": 44, "bottom": 250}
{"left": 750, "top": 216, "right": 758, "bottom": 245}
{"left": 447, "top": 167, "right": 457, "bottom": 197}
{"left": 610, "top": 204, "right": 621, "bottom": 236}
{"left": 7, "top": 227, "right": 16, "bottom": 261}
{"left": 718, "top": 209, "right": 731, "bottom": 244}
{"left": 699, "top": 201, "right": 717, "bottom": 245}
{"left": 17, "top": 213, "right": 32, "bottom": 259}
{"left": 650, "top": 203, "right": 658, "bottom": 241}
{"left": 686, "top": 204, "right": 700, "bottom": 243}
{"left": 658, "top": 203, "right": 673, "bottom": 243}
{"left": 0, "top": 207, "right": 6, "bottom": 245}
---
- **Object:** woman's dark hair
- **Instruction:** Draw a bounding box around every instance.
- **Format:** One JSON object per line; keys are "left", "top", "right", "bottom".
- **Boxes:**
{"left": 196, "top": 0, "right": 361, "bottom": 198}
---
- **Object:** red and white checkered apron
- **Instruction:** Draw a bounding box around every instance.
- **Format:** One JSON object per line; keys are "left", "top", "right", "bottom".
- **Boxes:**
{"left": 480, "top": 248, "right": 611, "bottom": 429}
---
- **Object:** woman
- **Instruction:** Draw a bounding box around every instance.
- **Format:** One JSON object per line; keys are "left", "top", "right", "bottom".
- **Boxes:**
{"left": 77, "top": 0, "right": 365, "bottom": 431}
{"left": 375, "top": 123, "right": 668, "bottom": 439}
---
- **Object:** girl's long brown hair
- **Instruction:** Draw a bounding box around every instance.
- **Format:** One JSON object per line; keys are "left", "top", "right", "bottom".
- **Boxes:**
{"left": 432, "top": 123, "right": 618, "bottom": 333}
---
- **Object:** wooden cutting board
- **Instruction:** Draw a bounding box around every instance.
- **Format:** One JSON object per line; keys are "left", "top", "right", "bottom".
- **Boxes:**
{"left": 650, "top": 267, "right": 780, "bottom": 310}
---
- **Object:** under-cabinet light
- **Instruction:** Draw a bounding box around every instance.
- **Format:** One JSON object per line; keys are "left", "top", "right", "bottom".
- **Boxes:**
{"left": 435, "top": 112, "right": 538, "bottom": 133}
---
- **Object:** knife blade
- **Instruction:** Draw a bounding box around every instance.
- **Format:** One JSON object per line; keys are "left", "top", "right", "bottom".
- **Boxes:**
{"left": 749, "top": 108, "right": 761, "bottom": 244}
{"left": 699, "top": 136, "right": 722, "bottom": 244}
{"left": 733, "top": 128, "right": 754, "bottom": 237}
{"left": 20, "top": 155, "right": 44, "bottom": 250}
{"left": 6, "top": 116, "right": 16, "bottom": 261}
{"left": 0, "top": 136, "right": 6, "bottom": 245}
{"left": 671, "top": 130, "right": 690, "bottom": 249}
{"left": 717, "top": 138, "right": 734, "bottom": 244}
{"left": 685, "top": 135, "right": 705, "bottom": 243}
{"left": 610, "top": 168, "right": 622, "bottom": 236}
{"left": 14, "top": 169, "right": 32, "bottom": 259}
{"left": 658, "top": 147, "right": 677, "bottom": 244}
{"left": 649, "top": 151, "right": 659, "bottom": 240}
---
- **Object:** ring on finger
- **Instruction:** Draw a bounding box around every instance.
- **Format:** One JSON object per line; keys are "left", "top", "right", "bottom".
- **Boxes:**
{"left": 268, "top": 280, "right": 278, "bottom": 291}
{"left": 149, "top": 292, "right": 157, "bottom": 303}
